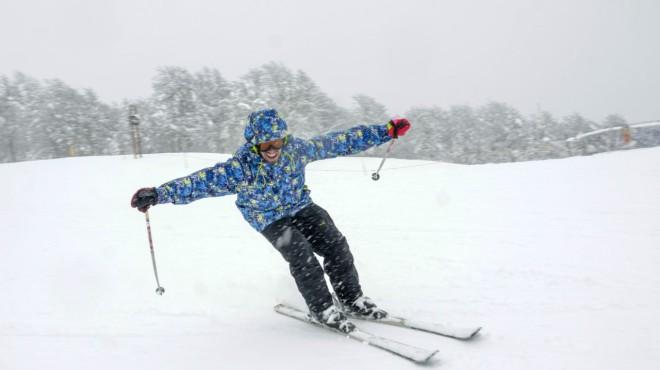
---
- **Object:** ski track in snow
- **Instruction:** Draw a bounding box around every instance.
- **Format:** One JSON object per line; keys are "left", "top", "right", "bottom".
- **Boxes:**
{"left": 2, "top": 148, "right": 660, "bottom": 370}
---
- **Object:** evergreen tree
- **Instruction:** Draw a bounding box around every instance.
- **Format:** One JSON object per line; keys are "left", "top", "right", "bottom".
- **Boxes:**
{"left": 404, "top": 107, "right": 448, "bottom": 161}
{"left": 235, "top": 63, "right": 349, "bottom": 140}
{"left": 193, "top": 67, "right": 235, "bottom": 152}
{"left": 602, "top": 114, "right": 627, "bottom": 128}
{"left": 560, "top": 113, "right": 597, "bottom": 139}
{"left": 445, "top": 105, "right": 479, "bottom": 163}
{"left": 476, "top": 102, "right": 524, "bottom": 162}
{"left": 0, "top": 73, "right": 45, "bottom": 162}
{"left": 291, "top": 70, "right": 348, "bottom": 137}
{"left": 351, "top": 94, "right": 388, "bottom": 124}
{"left": 1, "top": 66, "right": 653, "bottom": 164}
{"left": 0, "top": 75, "right": 21, "bottom": 162}
{"left": 37, "top": 79, "right": 83, "bottom": 158}
{"left": 151, "top": 66, "right": 204, "bottom": 152}
{"left": 525, "top": 111, "right": 570, "bottom": 160}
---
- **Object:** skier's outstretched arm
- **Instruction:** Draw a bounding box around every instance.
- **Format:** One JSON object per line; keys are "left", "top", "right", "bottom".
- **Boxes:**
{"left": 131, "top": 156, "right": 249, "bottom": 212}
{"left": 297, "top": 118, "right": 411, "bottom": 163}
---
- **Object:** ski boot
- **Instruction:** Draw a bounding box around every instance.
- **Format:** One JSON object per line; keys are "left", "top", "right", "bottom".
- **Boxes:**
{"left": 344, "top": 295, "right": 388, "bottom": 320}
{"left": 315, "top": 305, "right": 356, "bottom": 334}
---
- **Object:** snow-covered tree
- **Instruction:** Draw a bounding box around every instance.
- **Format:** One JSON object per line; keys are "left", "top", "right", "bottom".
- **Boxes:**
{"left": 1, "top": 66, "right": 653, "bottom": 164}
{"left": 602, "top": 114, "right": 627, "bottom": 128}
{"left": 476, "top": 102, "right": 525, "bottom": 162}
{"left": 234, "top": 63, "right": 349, "bottom": 140}
{"left": 150, "top": 66, "right": 206, "bottom": 152}
{"left": 0, "top": 73, "right": 46, "bottom": 162}
{"left": 403, "top": 106, "right": 448, "bottom": 161}
{"left": 0, "top": 76, "right": 21, "bottom": 162}
{"left": 351, "top": 94, "right": 388, "bottom": 124}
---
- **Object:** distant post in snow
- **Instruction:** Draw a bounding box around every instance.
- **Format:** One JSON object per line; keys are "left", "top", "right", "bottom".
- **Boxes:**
{"left": 129, "top": 105, "right": 142, "bottom": 158}
{"left": 621, "top": 124, "right": 632, "bottom": 145}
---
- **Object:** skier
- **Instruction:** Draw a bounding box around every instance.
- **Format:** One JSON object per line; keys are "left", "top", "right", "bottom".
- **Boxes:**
{"left": 131, "top": 108, "right": 411, "bottom": 333}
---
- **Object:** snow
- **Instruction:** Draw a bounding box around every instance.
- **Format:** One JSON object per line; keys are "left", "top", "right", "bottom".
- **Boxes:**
{"left": 567, "top": 126, "right": 623, "bottom": 141}
{"left": 566, "top": 120, "right": 660, "bottom": 142}
{"left": 2, "top": 148, "right": 660, "bottom": 369}
{"left": 631, "top": 120, "right": 660, "bottom": 129}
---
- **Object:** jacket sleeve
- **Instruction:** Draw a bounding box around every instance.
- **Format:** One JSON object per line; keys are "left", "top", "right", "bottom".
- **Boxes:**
{"left": 155, "top": 156, "right": 249, "bottom": 205}
{"left": 297, "top": 124, "right": 392, "bottom": 164}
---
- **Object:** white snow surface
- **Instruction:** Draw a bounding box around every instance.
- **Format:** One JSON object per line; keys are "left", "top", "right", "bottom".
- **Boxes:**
{"left": 2, "top": 149, "right": 660, "bottom": 370}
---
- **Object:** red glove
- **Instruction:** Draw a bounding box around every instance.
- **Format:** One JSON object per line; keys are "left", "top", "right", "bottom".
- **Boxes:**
{"left": 387, "top": 118, "right": 411, "bottom": 138}
{"left": 131, "top": 187, "right": 158, "bottom": 213}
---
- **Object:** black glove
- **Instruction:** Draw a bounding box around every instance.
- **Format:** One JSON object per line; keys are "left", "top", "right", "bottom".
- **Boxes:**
{"left": 131, "top": 187, "right": 158, "bottom": 213}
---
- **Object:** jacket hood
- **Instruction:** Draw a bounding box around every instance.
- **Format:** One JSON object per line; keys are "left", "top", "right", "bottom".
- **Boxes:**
{"left": 244, "top": 109, "right": 288, "bottom": 145}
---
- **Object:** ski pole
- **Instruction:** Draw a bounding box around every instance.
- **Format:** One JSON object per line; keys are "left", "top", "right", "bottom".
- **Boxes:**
{"left": 372, "top": 139, "right": 396, "bottom": 181}
{"left": 144, "top": 210, "right": 165, "bottom": 295}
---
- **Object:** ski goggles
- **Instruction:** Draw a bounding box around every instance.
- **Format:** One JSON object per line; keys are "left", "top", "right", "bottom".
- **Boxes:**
{"left": 258, "top": 137, "right": 286, "bottom": 152}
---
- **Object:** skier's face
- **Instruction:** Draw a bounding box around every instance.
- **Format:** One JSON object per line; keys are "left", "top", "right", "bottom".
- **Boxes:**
{"left": 259, "top": 138, "right": 284, "bottom": 163}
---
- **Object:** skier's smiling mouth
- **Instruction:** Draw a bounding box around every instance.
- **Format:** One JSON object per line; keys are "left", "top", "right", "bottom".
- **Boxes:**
{"left": 261, "top": 148, "right": 281, "bottom": 163}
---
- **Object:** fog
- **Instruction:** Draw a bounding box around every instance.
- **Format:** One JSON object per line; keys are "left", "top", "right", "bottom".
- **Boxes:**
{"left": 1, "top": 0, "right": 658, "bottom": 122}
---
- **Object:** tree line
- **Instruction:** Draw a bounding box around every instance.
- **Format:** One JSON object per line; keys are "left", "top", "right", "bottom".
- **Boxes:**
{"left": 0, "top": 62, "right": 653, "bottom": 164}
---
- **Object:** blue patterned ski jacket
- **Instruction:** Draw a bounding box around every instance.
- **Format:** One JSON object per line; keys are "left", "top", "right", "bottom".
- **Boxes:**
{"left": 156, "top": 115, "right": 392, "bottom": 231}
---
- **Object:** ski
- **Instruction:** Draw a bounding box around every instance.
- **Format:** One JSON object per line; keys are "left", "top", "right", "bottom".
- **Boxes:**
{"left": 348, "top": 312, "right": 482, "bottom": 340}
{"left": 274, "top": 304, "right": 439, "bottom": 364}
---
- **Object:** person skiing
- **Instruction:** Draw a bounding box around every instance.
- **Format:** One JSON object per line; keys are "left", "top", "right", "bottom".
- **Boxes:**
{"left": 131, "top": 108, "right": 411, "bottom": 333}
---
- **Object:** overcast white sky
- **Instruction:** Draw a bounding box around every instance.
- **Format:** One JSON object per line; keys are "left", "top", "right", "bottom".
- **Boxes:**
{"left": 1, "top": 0, "right": 659, "bottom": 122}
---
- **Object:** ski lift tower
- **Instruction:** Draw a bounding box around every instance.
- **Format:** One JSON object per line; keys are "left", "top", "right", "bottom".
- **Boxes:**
{"left": 129, "top": 105, "right": 142, "bottom": 158}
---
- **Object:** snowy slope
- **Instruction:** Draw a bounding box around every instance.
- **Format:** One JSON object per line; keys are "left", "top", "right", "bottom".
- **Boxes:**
{"left": 2, "top": 149, "right": 660, "bottom": 370}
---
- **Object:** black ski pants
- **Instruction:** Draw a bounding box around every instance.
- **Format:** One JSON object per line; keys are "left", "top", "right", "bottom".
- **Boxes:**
{"left": 261, "top": 203, "right": 363, "bottom": 315}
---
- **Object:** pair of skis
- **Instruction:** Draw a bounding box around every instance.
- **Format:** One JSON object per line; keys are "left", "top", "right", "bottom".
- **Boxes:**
{"left": 274, "top": 303, "right": 481, "bottom": 364}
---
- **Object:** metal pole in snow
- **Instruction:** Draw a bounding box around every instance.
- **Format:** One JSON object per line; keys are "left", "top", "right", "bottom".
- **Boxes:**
{"left": 372, "top": 139, "right": 396, "bottom": 181}
{"left": 145, "top": 211, "right": 165, "bottom": 295}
